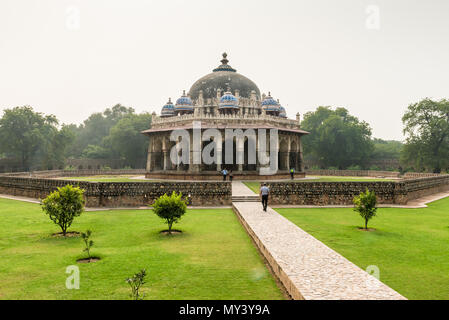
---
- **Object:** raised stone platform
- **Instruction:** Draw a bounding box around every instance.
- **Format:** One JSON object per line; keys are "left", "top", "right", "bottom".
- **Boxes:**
{"left": 231, "top": 187, "right": 406, "bottom": 300}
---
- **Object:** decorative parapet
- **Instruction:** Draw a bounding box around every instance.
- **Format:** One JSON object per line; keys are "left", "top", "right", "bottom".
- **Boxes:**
{"left": 151, "top": 113, "right": 301, "bottom": 130}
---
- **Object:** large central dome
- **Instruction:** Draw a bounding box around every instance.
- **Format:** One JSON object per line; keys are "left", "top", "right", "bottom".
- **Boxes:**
{"left": 189, "top": 53, "right": 261, "bottom": 101}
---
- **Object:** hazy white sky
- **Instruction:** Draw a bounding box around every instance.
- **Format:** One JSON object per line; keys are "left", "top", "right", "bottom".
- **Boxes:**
{"left": 1, "top": 0, "right": 448, "bottom": 140}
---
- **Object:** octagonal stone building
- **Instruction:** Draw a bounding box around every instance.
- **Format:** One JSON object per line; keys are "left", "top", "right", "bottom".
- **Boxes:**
{"left": 142, "top": 53, "right": 309, "bottom": 180}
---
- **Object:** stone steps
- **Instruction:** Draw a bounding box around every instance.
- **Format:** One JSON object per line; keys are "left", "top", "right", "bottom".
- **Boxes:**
{"left": 232, "top": 195, "right": 260, "bottom": 202}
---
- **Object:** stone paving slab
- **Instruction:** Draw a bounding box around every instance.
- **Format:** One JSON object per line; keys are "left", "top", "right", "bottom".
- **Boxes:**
{"left": 232, "top": 201, "right": 406, "bottom": 300}
{"left": 232, "top": 181, "right": 257, "bottom": 196}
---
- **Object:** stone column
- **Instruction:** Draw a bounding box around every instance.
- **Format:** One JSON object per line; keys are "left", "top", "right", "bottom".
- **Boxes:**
{"left": 237, "top": 137, "right": 244, "bottom": 172}
{"left": 299, "top": 136, "right": 304, "bottom": 172}
{"left": 216, "top": 134, "right": 223, "bottom": 172}
{"left": 286, "top": 135, "right": 291, "bottom": 171}
{"left": 146, "top": 137, "right": 153, "bottom": 172}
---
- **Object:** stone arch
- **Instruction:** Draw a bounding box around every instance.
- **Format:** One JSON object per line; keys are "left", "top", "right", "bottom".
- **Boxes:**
{"left": 289, "top": 139, "right": 299, "bottom": 170}
{"left": 279, "top": 137, "right": 289, "bottom": 171}
{"left": 153, "top": 138, "right": 163, "bottom": 170}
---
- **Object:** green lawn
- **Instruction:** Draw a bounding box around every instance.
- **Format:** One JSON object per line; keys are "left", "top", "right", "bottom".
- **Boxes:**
{"left": 60, "top": 175, "right": 147, "bottom": 182}
{"left": 0, "top": 198, "right": 283, "bottom": 300}
{"left": 244, "top": 176, "right": 394, "bottom": 194}
{"left": 276, "top": 197, "right": 449, "bottom": 300}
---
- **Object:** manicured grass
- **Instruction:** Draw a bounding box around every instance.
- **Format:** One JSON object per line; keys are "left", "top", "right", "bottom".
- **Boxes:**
{"left": 0, "top": 198, "right": 283, "bottom": 300}
{"left": 243, "top": 176, "right": 394, "bottom": 194}
{"left": 60, "top": 175, "right": 147, "bottom": 182}
{"left": 276, "top": 197, "right": 449, "bottom": 300}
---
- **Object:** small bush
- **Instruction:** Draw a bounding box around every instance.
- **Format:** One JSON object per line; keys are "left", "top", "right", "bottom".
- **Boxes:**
{"left": 347, "top": 165, "right": 362, "bottom": 171}
{"left": 353, "top": 189, "right": 378, "bottom": 230}
{"left": 41, "top": 185, "right": 85, "bottom": 236}
{"left": 81, "top": 230, "right": 94, "bottom": 259}
{"left": 152, "top": 192, "right": 187, "bottom": 234}
{"left": 126, "top": 269, "right": 147, "bottom": 300}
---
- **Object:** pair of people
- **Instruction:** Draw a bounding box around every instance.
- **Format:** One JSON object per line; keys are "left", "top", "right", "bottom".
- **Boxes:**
{"left": 222, "top": 169, "right": 233, "bottom": 181}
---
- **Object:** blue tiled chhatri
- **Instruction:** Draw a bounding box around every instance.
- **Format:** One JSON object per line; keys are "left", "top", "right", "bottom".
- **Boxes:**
{"left": 219, "top": 91, "right": 239, "bottom": 109}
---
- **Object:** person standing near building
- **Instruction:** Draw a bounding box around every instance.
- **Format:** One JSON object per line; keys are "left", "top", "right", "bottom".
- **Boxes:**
{"left": 290, "top": 167, "right": 295, "bottom": 180}
{"left": 222, "top": 168, "right": 228, "bottom": 181}
{"left": 229, "top": 170, "right": 233, "bottom": 182}
{"left": 260, "top": 183, "right": 270, "bottom": 212}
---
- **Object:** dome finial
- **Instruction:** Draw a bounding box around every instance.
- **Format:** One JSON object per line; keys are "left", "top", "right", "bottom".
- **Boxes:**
{"left": 221, "top": 52, "right": 229, "bottom": 65}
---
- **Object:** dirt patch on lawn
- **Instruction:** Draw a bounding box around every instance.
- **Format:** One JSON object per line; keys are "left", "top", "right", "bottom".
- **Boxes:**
{"left": 52, "top": 231, "right": 80, "bottom": 238}
{"left": 77, "top": 257, "right": 101, "bottom": 263}
{"left": 159, "top": 230, "right": 183, "bottom": 236}
{"left": 357, "top": 227, "right": 377, "bottom": 232}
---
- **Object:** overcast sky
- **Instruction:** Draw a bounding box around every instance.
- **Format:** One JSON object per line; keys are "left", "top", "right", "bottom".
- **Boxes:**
{"left": 1, "top": 0, "right": 448, "bottom": 140}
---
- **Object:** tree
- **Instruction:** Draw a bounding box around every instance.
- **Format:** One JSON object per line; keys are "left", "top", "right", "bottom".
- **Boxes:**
{"left": 152, "top": 192, "right": 187, "bottom": 234}
{"left": 81, "top": 230, "right": 94, "bottom": 259}
{"left": 68, "top": 104, "right": 135, "bottom": 158}
{"left": 401, "top": 98, "right": 449, "bottom": 173}
{"left": 371, "top": 139, "right": 403, "bottom": 160}
{"left": 105, "top": 113, "right": 152, "bottom": 167}
{"left": 41, "top": 185, "right": 85, "bottom": 236}
{"left": 126, "top": 269, "right": 147, "bottom": 300}
{"left": 353, "top": 189, "right": 378, "bottom": 230}
{"left": 301, "top": 107, "right": 374, "bottom": 168}
{"left": 0, "top": 106, "right": 58, "bottom": 170}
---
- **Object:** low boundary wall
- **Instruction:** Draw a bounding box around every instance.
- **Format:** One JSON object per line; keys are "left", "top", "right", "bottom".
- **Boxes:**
{"left": 267, "top": 175, "right": 449, "bottom": 205}
{"left": 1, "top": 171, "right": 448, "bottom": 207}
{"left": 305, "top": 169, "right": 400, "bottom": 178}
{"left": 0, "top": 176, "right": 231, "bottom": 207}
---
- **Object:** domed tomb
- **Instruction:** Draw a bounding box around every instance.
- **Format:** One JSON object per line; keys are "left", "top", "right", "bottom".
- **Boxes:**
{"left": 189, "top": 53, "right": 261, "bottom": 101}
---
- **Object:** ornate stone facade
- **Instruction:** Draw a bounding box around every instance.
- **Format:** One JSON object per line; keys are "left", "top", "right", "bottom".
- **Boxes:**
{"left": 143, "top": 53, "right": 309, "bottom": 179}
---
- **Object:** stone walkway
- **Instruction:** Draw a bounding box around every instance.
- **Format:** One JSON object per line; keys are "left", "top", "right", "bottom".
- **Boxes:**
{"left": 232, "top": 181, "right": 257, "bottom": 196}
{"left": 232, "top": 182, "right": 406, "bottom": 300}
{"left": 233, "top": 202, "right": 406, "bottom": 300}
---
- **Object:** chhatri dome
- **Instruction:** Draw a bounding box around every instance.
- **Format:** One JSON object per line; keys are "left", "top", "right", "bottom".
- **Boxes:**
{"left": 160, "top": 98, "right": 175, "bottom": 117}
{"left": 189, "top": 53, "right": 261, "bottom": 100}
{"left": 219, "top": 88, "right": 239, "bottom": 110}
{"left": 174, "top": 90, "right": 193, "bottom": 114}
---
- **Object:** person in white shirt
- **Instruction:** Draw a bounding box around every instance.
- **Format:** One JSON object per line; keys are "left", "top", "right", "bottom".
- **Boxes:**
{"left": 260, "top": 183, "right": 270, "bottom": 212}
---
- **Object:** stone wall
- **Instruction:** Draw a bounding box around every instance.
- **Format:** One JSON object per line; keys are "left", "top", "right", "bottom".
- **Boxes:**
{"left": 402, "top": 175, "right": 449, "bottom": 201}
{"left": 0, "top": 169, "right": 146, "bottom": 178}
{"left": 267, "top": 175, "right": 449, "bottom": 205}
{"left": 146, "top": 171, "right": 305, "bottom": 181}
{"left": 402, "top": 172, "right": 444, "bottom": 179}
{"left": 305, "top": 169, "right": 400, "bottom": 178}
{"left": 0, "top": 176, "right": 231, "bottom": 207}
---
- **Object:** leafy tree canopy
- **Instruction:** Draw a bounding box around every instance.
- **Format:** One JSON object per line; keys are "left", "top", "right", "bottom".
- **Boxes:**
{"left": 301, "top": 107, "right": 374, "bottom": 169}
{"left": 0, "top": 106, "right": 73, "bottom": 170}
{"left": 401, "top": 98, "right": 449, "bottom": 173}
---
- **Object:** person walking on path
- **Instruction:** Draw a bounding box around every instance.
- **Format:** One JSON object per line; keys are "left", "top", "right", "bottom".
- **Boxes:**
{"left": 290, "top": 167, "right": 295, "bottom": 180}
{"left": 222, "top": 168, "right": 228, "bottom": 181}
{"left": 229, "top": 170, "right": 233, "bottom": 182}
{"left": 260, "top": 183, "right": 270, "bottom": 212}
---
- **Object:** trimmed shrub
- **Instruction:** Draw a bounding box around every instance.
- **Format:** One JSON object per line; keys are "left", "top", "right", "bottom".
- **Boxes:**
{"left": 152, "top": 192, "right": 187, "bottom": 234}
{"left": 41, "top": 185, "right": 85, "bottom": 236}
{"left": 353, "top": 189, "right": 378, "bottom": 230}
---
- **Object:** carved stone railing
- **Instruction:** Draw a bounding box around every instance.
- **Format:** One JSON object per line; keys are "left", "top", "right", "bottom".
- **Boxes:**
{"left": 151, "top": 113, "right": 301, "bottom": 130}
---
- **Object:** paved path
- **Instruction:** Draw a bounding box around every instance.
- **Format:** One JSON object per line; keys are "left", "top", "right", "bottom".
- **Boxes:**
{"left": 233, "top": 199, "right": 406, "bottom": 300}
{"left": 231, "top": 182, "right": 406, "bottom": 300}
{"left": 232, "top": 181, "right": 257, "bottom": 196}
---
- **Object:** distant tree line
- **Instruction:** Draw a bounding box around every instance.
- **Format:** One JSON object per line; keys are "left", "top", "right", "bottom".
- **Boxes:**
{"left": 0, "top": 98, "right": 447, "bottom": 173}
{"left": 301, "top": 98, "right": 448, "bottom": 173}
{"left": 0, "top": 104, "right": 152, "bottom": 171}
